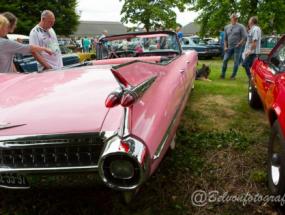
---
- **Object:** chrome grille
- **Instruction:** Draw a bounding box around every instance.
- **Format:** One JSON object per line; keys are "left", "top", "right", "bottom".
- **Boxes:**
{"left": 0, "top": 133, "right": 105, "bottom": 169}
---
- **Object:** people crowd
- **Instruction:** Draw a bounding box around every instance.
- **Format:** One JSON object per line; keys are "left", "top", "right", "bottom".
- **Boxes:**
{"left": 0, "top": 12, "right": 53, "bottom": 73}
{"left": 0, "top": 9, "right": 264, "bottom": 77}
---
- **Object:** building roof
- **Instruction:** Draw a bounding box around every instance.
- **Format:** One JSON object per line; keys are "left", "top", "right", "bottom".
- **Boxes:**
{"left": 72, "top": 21, "right": 127, "bottom": 37}
{"left": 181, "top": 22, "right": 200, "bottom": 36}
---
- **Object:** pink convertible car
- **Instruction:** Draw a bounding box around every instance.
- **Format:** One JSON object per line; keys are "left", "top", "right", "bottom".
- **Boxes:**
{"left": 0, "top": 31, "right": 197, "bottom": 199}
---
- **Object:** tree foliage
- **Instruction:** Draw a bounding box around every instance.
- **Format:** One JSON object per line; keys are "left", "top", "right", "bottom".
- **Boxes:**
{"left": 120, "top": 0, "right": 191, "bottom": 31}
{"left": 189, "top": 0, "right": 285, "bottom": 36}
{"left": 0, "top": 0, "right": 79, "bottom": 36}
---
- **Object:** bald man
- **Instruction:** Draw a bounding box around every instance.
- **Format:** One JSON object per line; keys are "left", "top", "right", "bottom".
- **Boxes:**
{"left": 29, "top": 10, "right": 63, "bottom": 71}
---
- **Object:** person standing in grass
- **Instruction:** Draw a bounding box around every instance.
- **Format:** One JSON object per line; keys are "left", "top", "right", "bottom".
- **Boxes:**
{"left": 220, "top": 13, "right": 247, "bottom": 80}
{"left": 176, "top": 25, "right": 183, "bottom": 43}
{"left": 0, "top": 15, "right": 53, "bottom": 73}
{"left": 83, "top": 36, "right": 90, "bottom": 53}
{"left": 242, "top": 16, "right": 262, "bottom": 79}
{"left": 29, "top": 10, "right": 63, "bottom": 71}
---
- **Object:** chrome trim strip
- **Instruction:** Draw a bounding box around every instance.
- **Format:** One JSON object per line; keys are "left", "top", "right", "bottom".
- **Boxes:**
{"left": 0, "top": 131, "right": 116, "bottom": 148}
{"left": 118, "top": 107, "right": 130, "bottom": 138}
{"left": 153, "top": 81, "right": 193, "bottom": 159}
{"left": 0, "top": 185, "right": 30, "bottom": 189}
{"left": 0, "top": 142, "right": 70, "bottom": 148}
{"left": 0, "top": 123, "right": 26, "bottom": 130}
{"left": 0, "top": 132, "right": 107, "bottom": 141}
{"left": 0, "top": 165, "right": 98, "bottom": 173}
{"left": 132, "top": 75, "right": 157, "bottom": 98}
{"left": 153, "top": 105, "right": 179, "bottom": 160}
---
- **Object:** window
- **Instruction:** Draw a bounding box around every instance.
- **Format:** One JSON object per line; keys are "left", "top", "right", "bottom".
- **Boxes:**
{"left": 271, "top": 42, "right": 285, "bottom": 72}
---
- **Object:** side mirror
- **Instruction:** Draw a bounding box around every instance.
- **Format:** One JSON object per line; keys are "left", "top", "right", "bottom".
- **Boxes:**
{"left": 270, "top": 56, "right": 280, "bottom": 68}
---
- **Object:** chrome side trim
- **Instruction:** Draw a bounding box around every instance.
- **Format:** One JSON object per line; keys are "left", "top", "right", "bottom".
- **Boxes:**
{"left": 131, "top": 75, "right": 157, "bottom": 99}
{"left": 153, "top": 81, "right": 193, "bottom": 160}
{"left": 153, "top": 105, "right": 179, "bottom": 160}
{"left": 98, "top": 136, "right": 150, "bottom": 190}
{"left": 0, "top": 165, "right": 98, "bottom": 174}
{"left": 118, "top": 107, "right": 130, "bottom": 138}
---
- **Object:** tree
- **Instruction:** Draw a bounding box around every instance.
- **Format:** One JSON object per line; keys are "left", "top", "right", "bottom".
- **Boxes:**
{"left": 0, "top": 0, "right": 79, "bottom": 36}
{"left": 257, "top": 0, "right": 285, "bottom": 34}
{"left": 120, "top": 0, "right": 190, "bottom": 31}
{"left": 189, "top": 0, "right": 285, "bottom": 36}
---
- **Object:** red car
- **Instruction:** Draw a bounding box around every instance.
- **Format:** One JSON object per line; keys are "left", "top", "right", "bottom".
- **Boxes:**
{"left": 0, "top": 31, "right": 197, "bottom": 200}
{"left": 249, "top": 35, "right": 285, "bottom": 197}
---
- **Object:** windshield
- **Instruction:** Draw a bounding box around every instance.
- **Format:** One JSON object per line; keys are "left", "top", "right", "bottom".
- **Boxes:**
{"left": 98, "top": 33, "right": 180, "bottom": 59}
{"left": 270, "top": 41, "right": 285, "bottom": 72}
{"left": 191, "top": 37, "right": 207, "bottom": 45}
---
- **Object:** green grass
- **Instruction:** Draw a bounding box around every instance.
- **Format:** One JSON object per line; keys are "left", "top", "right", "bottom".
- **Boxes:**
{"left": 0, "top": 58, "right": 275, "bottom": 215}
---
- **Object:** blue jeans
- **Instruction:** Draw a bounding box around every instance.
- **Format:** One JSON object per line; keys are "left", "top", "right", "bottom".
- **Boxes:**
{"left": 221, "top": 47, "right": 243, "bottom": 78}
{"left": 242, "top": 54, "right": 256, "bottom": 78}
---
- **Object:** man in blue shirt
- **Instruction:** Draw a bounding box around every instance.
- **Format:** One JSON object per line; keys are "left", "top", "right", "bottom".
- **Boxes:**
{"left": 176, "top": 26, "right": 183, "bottom": 42}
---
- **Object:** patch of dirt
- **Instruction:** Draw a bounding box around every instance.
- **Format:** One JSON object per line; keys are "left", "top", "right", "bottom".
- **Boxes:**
{"left": 190, "top": 95, "right": 238, "bottom": 131}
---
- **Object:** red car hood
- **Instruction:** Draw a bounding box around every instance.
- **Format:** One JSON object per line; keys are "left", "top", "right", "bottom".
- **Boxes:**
{"left": 0, "top": 65, "right": 122, "bottom": 136}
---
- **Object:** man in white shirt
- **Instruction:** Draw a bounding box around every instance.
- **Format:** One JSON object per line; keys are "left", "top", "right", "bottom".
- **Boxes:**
{"left": 29, "top": 10, "right": 63, "bottom": 71}
{"left": 99, "top": 30, "right": 108, "bottom": 41}
{"left": 242, "top": 16, "right": 262, "bottom": 78}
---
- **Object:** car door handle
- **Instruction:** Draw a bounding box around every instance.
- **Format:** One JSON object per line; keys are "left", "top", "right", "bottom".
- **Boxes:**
{"left": 179, "top": 69, "right": 185, "bottom": 73}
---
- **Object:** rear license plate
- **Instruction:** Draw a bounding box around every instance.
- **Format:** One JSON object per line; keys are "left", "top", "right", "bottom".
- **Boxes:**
{"left": 0, "top": 173, "right": 29, "bottom": 189}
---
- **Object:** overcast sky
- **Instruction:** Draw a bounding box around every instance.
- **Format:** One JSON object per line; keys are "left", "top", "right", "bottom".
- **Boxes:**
{"left": 77, "top": 0, "right": 198, "bottom": 26}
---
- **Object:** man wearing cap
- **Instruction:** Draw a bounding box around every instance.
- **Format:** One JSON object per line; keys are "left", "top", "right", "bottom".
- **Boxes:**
{"left": 221, "top": 13, "right": 247, "bottom": 79}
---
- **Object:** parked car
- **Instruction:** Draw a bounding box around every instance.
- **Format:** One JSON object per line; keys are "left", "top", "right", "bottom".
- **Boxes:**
{"left": 0, "top": 31, "right": 197, "bottom": 201}
{"left": 260, "top": 35, "right": 281, "bottom": 55}
{"left": 6, "top": 34, "right": 29, "bottom": 44}
{"left": 7, "top": 34, "right": 80, "bottom": 72}
{"left": 181, "top": 36, "right": 221, "bottom": 58}
{"left": 204, "top": 37, "right": 220, "bottom": 46}
{"left": 60, "top": 45, "right": 96, "bottom": 62}
{"left": 14, "top": 52, "right": 80, "bottom": 73}
{"left": 249, "top": 35, "right": 285, "bottom": 198}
